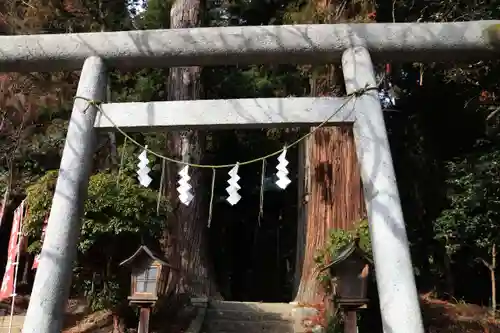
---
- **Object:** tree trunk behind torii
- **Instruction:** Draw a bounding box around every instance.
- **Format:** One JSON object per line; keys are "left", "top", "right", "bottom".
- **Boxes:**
{"left": 163, "top": 0, "right": 219, "bottom": 297}
{"left": 293, "top": 0, "right": 374, "bottom": 302}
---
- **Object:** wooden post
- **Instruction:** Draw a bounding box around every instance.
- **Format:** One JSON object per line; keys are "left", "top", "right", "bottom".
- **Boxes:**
{"left": 344, "top": 310, "right": 357, "bottom": 333}
{"left": 138, "top": 306, "right": 151, "bottom": 333}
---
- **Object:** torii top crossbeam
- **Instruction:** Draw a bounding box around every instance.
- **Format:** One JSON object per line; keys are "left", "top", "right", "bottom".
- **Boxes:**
{"left": 1, "top": 21, "right": 500, "bottom": 72}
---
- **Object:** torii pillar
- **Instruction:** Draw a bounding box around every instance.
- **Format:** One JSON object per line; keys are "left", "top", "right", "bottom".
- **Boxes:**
{"left": 342, "top": 47, "right": 424, "bottom": 333}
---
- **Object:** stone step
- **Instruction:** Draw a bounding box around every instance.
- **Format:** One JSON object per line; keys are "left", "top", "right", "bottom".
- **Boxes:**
{"left": 202, "top": 319, "right": 293, "bottom": 333}
{"left": 206, "top": 308, "right": 292, "bottom": 322}
{"left": 209, "top": 301, "right": 293, "bottom": 314}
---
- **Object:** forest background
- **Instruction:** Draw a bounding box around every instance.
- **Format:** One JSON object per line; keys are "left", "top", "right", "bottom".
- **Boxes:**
{"left": 0, "top": 0, "right": 500, "bottom": 331}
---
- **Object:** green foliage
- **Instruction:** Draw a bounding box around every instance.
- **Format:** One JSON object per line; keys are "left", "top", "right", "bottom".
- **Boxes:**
{"left": 435, "top": 145, "right": 500, "bottom": 261}
{"left": 25, "top": 170, "right": 168, "bottom": 246}
{"left": 24, "top": 169, "right": 169, "bottom": 310}
{"left": 79, "top": 277, "right": 123, "bottom": 312}
{"left": 111, "top": 67, "right": 167, "bottom": 103}
{"left": 314, "top": 219, "right": 371, "bottom": 294}
{"left": 135, "top": 0, "right": 173, "bottom": 29}
{"left": 325, "top": 314, "right": 343, "bottom": 333}
{"left": 391, "top": 0, "right": 500, "bottom": 23}
{"left": 81, "top": 171, "right": 167, "bottom": 252}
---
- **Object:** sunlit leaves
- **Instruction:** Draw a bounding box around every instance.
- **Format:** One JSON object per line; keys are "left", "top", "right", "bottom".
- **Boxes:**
{"left": 24, "top": 170, "right": 169, "bottom": 254}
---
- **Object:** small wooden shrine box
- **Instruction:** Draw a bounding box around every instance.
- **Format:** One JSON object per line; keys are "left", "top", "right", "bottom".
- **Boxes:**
{"left": 119, "top": 245, "right": 174, "bottom": 306}
{"left": 323, "top": 241, "right": 372, "bottom": 308}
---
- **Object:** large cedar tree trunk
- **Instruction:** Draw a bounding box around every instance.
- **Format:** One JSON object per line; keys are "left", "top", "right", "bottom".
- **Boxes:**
{"left": 295, "top": 125, "right": 366, "bottom": 303}
{"left": 294, "top": 65, "right": 366, "bottom": 303}
{"left": 162, "top": 0, "right": 218, "bottom": 297}
{"left": 292, "top": 0, "right": 375, "bottom": 304}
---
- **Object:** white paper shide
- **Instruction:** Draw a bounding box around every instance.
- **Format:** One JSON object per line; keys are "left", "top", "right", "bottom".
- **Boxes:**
{"left": 226, "top": 164, "right": 241, "bottom": 205}
{"left": 137, "top": 146, "right": 152, "bottom": 187}
{"left": 177, "top": 165, "right": 194, "bottom": 206}
{"left": 275, "top": 148, "right": 291, "bottom": 190}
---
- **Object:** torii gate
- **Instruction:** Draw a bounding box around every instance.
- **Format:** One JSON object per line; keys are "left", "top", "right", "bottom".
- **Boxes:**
{"left": 1, "top": 21, "right": 499, "bottom": 333}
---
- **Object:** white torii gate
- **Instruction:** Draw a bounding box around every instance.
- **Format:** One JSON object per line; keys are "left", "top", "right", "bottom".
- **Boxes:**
{"left": 1, "top": 20, "right": 499, "bottom": 333}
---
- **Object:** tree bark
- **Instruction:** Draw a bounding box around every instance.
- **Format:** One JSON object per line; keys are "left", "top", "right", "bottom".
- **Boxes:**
{"left": 443, "top": 250, "right": 455, "bottom": 298}
{"left": 490, "top": 244, "right": 496, "bottom": 316}
{"left": 292, "top": 0, "right": 373, "bottom": 305}
{"left": 162, "top": 0, "right": 219, "bottom": 297}
{"left": 294, "top": 64, "right": 366, "bottom": 304}
{"left": 295, "top": 125, "right": 366, "bottom": 303}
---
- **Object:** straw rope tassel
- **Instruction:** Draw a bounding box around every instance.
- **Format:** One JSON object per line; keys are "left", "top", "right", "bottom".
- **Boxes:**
{"left": 157, "top": 158, "right": 166, "bottom": 216}
{"left": 116, "top": 137, "right": 128, "bottom": 189}
{"left": 208, "top": 168, "right": 216, "bottom": 228}
{"left": 258, "top": 159, "right": 266, "bottom": 226}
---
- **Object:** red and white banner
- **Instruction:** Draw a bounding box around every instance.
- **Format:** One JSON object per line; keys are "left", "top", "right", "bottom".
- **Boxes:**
{"left": 32, "top": 214, "right": 48, "bottom": 270}
{"left": 0, "top": 190, "right": 9, "bottom": 229}
{"left": 0, "top": 200, "right": 25, "bottom": 301}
